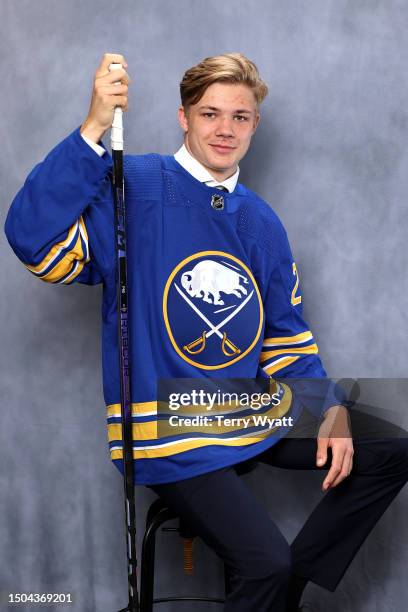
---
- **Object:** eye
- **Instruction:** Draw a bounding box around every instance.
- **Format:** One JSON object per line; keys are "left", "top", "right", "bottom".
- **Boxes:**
{"left": 234, "top": 115, "right": 248, "bottom": 122}
{"left": 202, "top": 112, "right": 216, "bottom": 118}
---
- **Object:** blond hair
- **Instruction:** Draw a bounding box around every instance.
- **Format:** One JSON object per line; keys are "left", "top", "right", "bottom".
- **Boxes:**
{"left": 180, "top": 53, "right": 268, "bottom": 109}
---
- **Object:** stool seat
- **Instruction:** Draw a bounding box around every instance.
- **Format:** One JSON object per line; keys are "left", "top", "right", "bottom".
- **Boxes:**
{"left": 140, "top": 496, "right": 232, "bottom": 610}
{"left": 145, "top": 497, "right": 177, "bottom": 528}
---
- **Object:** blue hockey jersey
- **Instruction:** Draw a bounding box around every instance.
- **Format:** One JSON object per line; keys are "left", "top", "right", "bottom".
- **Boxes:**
{"left": 4, "top": 126, "right": 339, "bottom": 485}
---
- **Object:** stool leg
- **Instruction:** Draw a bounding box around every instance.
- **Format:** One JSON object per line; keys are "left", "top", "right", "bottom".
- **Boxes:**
{"left": 140, "top": 508, "right": 176, "bottom": 612}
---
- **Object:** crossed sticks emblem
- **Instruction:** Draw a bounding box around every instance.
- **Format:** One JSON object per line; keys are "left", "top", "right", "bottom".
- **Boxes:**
{"left": 174, "top": 283, "right": 254, "bottom": 357}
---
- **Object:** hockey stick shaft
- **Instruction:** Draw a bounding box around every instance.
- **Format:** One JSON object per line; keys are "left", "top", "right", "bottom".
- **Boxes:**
{"left": 109, "top": 62, "right": 140, "bottom": 612}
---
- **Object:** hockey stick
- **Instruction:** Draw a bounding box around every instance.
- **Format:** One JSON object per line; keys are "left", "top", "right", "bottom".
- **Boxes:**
{"left": 109, "top": 62, "right": 140, "bottom": 612}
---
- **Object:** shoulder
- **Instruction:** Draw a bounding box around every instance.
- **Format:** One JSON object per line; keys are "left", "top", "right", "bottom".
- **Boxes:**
{"left": 123, "top": 152, "right": 166, "bottom": 174}
{"left": 236, "top": 184, "right": 289, "bottom": 254}
{"left": 123, "top": 152, "right": 176, "bottom": 181}
{"left": 123, "top": 153, "right": 167, "bottom": 200}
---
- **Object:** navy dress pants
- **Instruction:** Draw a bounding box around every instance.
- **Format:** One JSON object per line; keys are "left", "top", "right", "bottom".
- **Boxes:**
{"left": 148, "top": 406, "right": 408, "bottom": 612}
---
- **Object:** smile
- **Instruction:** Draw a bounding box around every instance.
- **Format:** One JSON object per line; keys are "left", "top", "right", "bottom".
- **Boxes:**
{"left": 210, "top": 144, "right": 236, "bottom": 153}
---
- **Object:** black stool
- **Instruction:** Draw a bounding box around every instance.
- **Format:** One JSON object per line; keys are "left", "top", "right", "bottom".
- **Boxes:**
{"left": 140, "top": 497, "right": 232, "bottom": 610}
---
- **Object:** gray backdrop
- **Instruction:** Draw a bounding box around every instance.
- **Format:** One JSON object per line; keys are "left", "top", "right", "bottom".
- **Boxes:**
{"left": 1, "top": 1, "right": 407, "bottom": 611}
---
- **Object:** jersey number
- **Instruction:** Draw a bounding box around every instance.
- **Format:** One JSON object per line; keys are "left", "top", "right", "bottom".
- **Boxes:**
{"left": 291, "top": 262, "right": 302, "bottom": 306}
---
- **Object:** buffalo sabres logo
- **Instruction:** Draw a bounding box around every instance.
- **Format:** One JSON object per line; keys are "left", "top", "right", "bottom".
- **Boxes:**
{"left": 163, "top": 251, "right": 264, "bottom": 370}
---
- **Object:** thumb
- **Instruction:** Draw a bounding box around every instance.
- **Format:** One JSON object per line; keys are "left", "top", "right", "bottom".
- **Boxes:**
{"left": 316, "top": 437, "right": 328, "bottom": 466}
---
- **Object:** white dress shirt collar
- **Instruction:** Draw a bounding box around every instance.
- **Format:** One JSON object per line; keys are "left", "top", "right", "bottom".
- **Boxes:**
{"left": 174, "top": 144, "right": 239, "bottom": 193}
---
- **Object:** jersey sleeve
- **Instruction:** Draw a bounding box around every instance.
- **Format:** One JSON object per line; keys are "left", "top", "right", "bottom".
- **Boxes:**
{"left": 4, "top": 127, "right": 115, "bottom": 286}
{"left": 257, "top": 212, "right": 345, "bottom": 417}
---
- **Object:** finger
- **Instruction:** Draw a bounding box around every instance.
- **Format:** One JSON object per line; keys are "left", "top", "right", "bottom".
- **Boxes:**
{"left": 330, "top": 448, "right": 353, "bottom": 488}
{"left": 323, "top": 443, "right": 353, "bottom": 489}
{"left": 96, "top": 52, "right": 128, "bottom": 76}
{"left": 322, "top": 445, "right": 344, "bottom": 490}
{"left": 97, "top": 83, "right": 129, "bottom": 95}
{"left": 94, "top": 93, "right": 128, "bottom": 111}
{"left": 346, "top": 444, "right": 354, "bottom": 476}
{"left": 106, "top": 95, "right": 128, "bottom": 110}
{"left": 96, "top": 68, "right": 130, "bottom": 86}
{"left": 316, "top": 437, "right": 328, "bottom": 467}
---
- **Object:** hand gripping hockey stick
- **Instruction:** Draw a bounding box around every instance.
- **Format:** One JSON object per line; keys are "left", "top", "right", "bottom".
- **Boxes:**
{"left": 109, "top": 62, "right": 140, "bottom": 612}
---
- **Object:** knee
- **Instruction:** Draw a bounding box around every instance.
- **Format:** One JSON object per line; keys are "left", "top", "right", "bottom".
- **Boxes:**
{"left": 237, "top": 544, "right": 292, "bottom": 582}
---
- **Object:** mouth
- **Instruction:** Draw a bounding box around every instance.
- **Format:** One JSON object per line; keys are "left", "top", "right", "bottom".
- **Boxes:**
{"left": 209, "top": 144, "right": 236, "bottom": 154}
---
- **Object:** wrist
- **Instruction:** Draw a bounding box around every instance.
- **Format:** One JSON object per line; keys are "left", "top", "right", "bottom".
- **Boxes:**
{"left": 80, "top": 119, "right": 106, "bottom": 144}
{"left": 323, "top": 404, "right": 347, "bottom": 418}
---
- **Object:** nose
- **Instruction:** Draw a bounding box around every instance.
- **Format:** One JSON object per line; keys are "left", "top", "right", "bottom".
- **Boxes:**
{"left": 215, "top": 115, "right": 234, "bottom": 138}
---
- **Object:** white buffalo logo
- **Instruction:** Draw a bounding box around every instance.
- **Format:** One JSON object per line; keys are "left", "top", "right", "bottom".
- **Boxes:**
{"left": 181, "top": 260, "right": 249, "bottom": 306}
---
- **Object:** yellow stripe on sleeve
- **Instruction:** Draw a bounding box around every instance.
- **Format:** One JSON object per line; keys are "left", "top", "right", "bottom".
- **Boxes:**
{"left": 25, "top": 215, "right": 90, "bottom": 283}
{"left": 259, "top": 343, "right": 319, "bottom": 364}
{"left": 262, "top": 331, "right": 313, "bottom": 346}
{"left": 263, "top": 356, "right": 300, "bottom": 375}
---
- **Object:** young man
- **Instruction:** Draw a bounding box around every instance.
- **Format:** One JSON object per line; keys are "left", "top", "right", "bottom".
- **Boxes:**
{"left": 5, "top": 53, "right": 408, "bottom": 611}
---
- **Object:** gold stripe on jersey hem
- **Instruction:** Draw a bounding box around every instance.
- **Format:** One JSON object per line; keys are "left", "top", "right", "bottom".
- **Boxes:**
{"left": 107, "top": 385, "right": 292, "bottom": 443}
{"left": 110, "top": 423, "right": 285, "bottom": 460}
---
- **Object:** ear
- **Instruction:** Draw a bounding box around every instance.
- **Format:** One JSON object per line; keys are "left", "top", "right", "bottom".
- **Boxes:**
{"left": 178, "top": 106, "right": 189, "bottom": 133}
{"left": 252, "top": 112, "right": 260, "bottom": 134}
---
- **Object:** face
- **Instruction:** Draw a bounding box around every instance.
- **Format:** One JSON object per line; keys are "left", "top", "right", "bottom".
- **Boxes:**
{"left": 178, "top": 82, "right": 260, "bottom": 181}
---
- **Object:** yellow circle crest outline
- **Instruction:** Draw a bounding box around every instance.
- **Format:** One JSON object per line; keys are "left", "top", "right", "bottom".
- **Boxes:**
{"left": 162, "top": 250, "right": 264, "bottom": 370}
